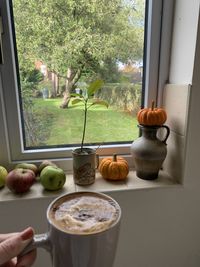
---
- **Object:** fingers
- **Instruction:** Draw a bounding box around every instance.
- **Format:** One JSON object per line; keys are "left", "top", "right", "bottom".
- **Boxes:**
{"left": 0, "top": 233, "right": 18, "bottom": 243}
{"left": 16, "top": 249, "right": 37, "bottom": 267}
{"left": 0, "top": 227, "right": 34, "bottom": 265}
{"left": 0, "top": 259, "right": 16, "bottom": 267}
{"left": 20, "top": 227, "right": 34, "bottom": 241}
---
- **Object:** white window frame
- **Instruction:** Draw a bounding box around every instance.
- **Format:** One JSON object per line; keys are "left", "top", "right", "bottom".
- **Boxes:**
{"left": 0, "top": 0, "right": 174, "bottom": 170}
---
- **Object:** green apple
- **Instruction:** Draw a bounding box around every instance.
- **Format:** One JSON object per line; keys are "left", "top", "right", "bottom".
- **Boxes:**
{"left": 40, "top": 166, "right": 66, "bottom": 191}
{"left": 15, "top": 163, "right": 38, "bottom": 174}
{"left": 38, "top": 160, "right": 57, "bottom": 173}
{"left": 0, "top": 166, "right": 8, "bottom": 188}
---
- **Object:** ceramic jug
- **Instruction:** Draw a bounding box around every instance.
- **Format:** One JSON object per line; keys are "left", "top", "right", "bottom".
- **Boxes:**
{"left": 131, "top": 124, "right": 170, "bottom": 180}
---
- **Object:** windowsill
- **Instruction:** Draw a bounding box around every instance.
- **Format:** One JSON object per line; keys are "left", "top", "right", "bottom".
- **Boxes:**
{"left": 0, "top": 170, "right": 181, "bottom": 202}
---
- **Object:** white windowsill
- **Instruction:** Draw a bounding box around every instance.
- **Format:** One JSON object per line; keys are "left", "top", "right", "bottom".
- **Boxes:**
{"left": 0, "top": 170, "right": 181, "bottom": 202}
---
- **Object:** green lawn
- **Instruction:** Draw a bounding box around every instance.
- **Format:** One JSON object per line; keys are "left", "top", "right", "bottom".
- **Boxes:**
{"left": 32, "top": 98, "right": 139, "bottom": 146}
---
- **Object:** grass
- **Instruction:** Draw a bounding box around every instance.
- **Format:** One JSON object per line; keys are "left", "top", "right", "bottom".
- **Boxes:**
{"left": 32, "top": 98, "right": 139, "bottom": 146}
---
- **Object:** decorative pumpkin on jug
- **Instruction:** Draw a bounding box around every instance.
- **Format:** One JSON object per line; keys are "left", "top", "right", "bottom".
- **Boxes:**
{"left": 99, "top": 154, "right": 129, "bottom": 181}
{"left": 137, "top": 101, "right": 167, "bottom": 126}
{"left": 131, "top": 101, "right": 170, "bottom": 180}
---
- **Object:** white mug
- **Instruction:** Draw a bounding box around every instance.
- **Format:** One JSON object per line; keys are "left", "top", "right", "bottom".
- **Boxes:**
{"left": 21, "top": 191, "right": 121, "bottom": 267}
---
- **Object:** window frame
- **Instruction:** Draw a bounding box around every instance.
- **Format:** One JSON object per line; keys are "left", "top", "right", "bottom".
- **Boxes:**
{"left": 0, "top": 0, "right": 174, "bottom": 170}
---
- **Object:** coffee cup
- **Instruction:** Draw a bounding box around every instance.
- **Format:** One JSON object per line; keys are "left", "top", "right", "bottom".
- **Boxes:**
{"left": 21, "top": 191, "right": 121, "bottom": 267}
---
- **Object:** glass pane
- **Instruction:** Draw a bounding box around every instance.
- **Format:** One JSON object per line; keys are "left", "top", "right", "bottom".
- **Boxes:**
{"left": 11, "top": 0, "right": 145, "bottom": 149}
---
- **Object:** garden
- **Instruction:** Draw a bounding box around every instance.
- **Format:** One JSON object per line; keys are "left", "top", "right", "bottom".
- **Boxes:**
{"left": 25, "top": 82, "right": 141, "bottom": 148}
{"left": 13, "top": 0, "right": 145, "bottom": 148}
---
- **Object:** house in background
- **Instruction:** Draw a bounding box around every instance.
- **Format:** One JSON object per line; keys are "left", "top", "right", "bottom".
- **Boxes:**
{"left": 35, "top": 60, "right": 61, "bottom": 98}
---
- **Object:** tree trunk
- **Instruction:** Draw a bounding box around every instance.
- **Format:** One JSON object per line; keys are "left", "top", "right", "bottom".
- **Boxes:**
{"left": 60, "top": 67, "right": 82, "bottom": 108}
{"left": 57, "top": 75, "right": 60, "bottom": 96}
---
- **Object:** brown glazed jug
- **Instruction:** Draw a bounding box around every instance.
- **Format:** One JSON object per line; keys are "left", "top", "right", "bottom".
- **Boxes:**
{"left": 130, "top": 124, "right": 170, "bottom": 180}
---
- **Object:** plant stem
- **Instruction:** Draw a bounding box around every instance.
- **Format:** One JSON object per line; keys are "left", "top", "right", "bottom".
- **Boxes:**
{"left": 151, "top": 100, "right": 155, "bottom": 111}
{"left": 81, "top": 100, "right": 87, "bottom": 151}
{"left": 113, "top": 154, "right": 117, "bottom": 162}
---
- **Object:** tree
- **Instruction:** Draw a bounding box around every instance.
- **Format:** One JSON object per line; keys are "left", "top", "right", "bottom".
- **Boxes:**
{"left": 13, "top": 0, "right": 145, "bottom": 108}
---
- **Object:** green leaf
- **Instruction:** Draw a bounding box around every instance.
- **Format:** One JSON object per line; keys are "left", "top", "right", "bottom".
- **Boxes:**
{"left": 90, "top": 99, "right": 109, "bottom": 108}
{"left": 71, "top": 98, "right": 84, "bottom": 105}
{"left": 87, "top": 79, "right": 104, "bottom": 97}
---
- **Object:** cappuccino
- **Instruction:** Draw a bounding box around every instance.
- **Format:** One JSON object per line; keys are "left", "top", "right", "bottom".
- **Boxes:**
{"left": 49, "top": 192, "right": 120, "bottom": 235}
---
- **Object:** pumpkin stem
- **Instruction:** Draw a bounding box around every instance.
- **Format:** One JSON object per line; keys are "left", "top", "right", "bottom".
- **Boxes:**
{"left": 113, "top": 154, "right": 117, "bottom": 162}
{"left": 151, "top": 100, "right": 155, "bottom": 111}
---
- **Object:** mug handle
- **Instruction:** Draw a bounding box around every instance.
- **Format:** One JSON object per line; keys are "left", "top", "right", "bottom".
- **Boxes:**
{"left": 159, "top": 125, "right": 170, "bottom": 145}
{"left": 19, "top": 233, "right": 51, "bottom": 257}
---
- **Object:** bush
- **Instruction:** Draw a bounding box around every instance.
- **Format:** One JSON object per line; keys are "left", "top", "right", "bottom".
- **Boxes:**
{"left": 95, "top": 83, "right": 142, "bottom": 115}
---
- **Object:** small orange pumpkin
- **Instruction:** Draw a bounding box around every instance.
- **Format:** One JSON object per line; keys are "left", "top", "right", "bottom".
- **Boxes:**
{"left": 99, "top": 154, "right": 129, "bottom": 181}
{"left": 137, "top": 101, "right": 167, "bottom": 126}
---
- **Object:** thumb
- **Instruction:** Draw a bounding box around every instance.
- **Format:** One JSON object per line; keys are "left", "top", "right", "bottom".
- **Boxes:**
{"left": 0, "top": 227, "right": 34, "bottom": 265}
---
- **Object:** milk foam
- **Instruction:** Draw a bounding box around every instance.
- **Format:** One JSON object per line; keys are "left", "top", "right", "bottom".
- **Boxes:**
{"left": 51, "top": 195, "right": 119, "bottom": 234}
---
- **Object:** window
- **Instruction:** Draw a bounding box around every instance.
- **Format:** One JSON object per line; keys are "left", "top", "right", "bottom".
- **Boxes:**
{"left": 0, "top": 0, "right": 173, "bottom": 170}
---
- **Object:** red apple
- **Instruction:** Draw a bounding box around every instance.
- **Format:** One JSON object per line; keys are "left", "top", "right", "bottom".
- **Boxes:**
{"left": 6, "top": 168, "right": 36, "bottom": 194}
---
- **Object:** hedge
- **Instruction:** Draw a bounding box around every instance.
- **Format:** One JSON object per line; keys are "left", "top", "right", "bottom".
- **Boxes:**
{"left": 95, "top": 83, "right": 142, "bottom": 115}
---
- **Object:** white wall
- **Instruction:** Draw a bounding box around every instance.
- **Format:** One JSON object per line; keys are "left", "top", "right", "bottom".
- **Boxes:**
{"left": 169, "top": 0, "right": 199, "bottom": 84}
{"left": 1, "top": 1, "right": 200, "bottom": 267}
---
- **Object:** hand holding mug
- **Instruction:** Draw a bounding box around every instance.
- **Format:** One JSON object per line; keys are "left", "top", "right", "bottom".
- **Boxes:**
{"left": 0, "top": 227, "right": 36, "bottom": 267}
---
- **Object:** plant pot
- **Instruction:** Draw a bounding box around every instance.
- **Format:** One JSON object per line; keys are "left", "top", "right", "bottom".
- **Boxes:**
{"left": 130, "top": 124, "right": 170, "bottom": 180}
{"left": 72, "top": 147, "right": 99, "bottom": 185}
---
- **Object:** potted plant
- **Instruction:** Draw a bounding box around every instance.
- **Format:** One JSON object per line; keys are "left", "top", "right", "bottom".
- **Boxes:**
{"left": 70, "top": 79, "right": 108, "bottom": 185}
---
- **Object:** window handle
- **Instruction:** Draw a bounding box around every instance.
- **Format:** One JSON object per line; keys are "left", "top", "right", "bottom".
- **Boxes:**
{"left": 0, "top": 15, "right": 3, "bottom": 64}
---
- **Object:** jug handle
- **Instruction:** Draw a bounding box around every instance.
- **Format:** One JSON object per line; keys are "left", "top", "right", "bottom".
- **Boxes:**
{"left": 19, "top": 233, "right": 51, "bottom": 257}
{"left": 160, "top": 125, "right": 170, "bottom": 144}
